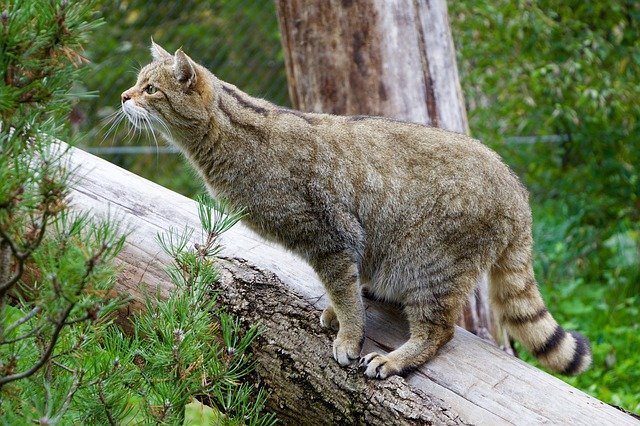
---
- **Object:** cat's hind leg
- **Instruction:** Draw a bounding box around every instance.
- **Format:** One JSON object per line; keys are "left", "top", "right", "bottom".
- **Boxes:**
{"left": 361, "top": 270, "right": 477, "bottom": 378}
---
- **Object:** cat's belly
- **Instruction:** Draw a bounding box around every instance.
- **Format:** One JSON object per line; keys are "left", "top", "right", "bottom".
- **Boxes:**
{"left": 360, "top": 263, "right": 407, "bottom": 304}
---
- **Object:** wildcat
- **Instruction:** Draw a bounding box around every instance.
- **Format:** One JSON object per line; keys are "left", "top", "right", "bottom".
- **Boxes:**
{"left": 120, "top": 41, "right": 591, "bottom": 379}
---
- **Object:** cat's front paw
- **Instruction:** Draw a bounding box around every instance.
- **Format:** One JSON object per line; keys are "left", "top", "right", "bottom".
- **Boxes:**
{"left": 360, "top": 352, "right": 402, "bottom": 379}
{"left": 320, "top": 305, "right": 340, "bottom": 331}
{"left": 332, "top": 332, "right": 363, "bottom": 366}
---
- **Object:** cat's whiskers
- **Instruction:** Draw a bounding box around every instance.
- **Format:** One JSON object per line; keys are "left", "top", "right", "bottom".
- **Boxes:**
{"left": 149, "top": 113, "right": 173, "bottom": 144}
{"left": 121, "top": 102, "right": 165, "bottom": 167}
{"left": 99, "top": 108, "right": 120, "bottom": 126}
{"left": 123, "top": 115, "right": 137, "bottom": 142}
{"left": 132, "top": 113, "right": 145, "bottom": 144}
{"left": 131, "top": 62, "right": 143, "bottom": 76}
{"left": 100, "top": 109, "right": 127, "bottom": 145}
{"left": 121, "top": 101, "right": 149, "bottom": 144}
{"left": 142, "top": 114, "right": 161, "bottom": 167}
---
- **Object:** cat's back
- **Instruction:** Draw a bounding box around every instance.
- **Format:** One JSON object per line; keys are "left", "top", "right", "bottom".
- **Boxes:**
{"left": 323, "top": 115, "right": 530, "bottom": 226}
{"left": 344, "top": 116, "right": 488, "bottom": 164}
{"left": 268, "top": 109, "right": 528, "bottom": 217}
{"left": 339, "top": 116, "right": 522, "bottom": 194}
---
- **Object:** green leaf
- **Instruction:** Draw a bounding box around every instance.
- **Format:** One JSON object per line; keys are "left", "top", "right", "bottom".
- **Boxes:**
{"left": 183, "top": 399, "right": 226, "bottom": 426}
{"left": 603, "top": 231, "right": 639, "bottom": 269}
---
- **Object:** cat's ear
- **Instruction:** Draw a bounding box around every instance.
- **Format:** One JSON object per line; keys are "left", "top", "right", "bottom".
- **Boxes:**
{"left": 173, "top": 48, "right": 197, "bottom": 87}
{"left": 150, "top": 38, "right": 171, "bottom": 61}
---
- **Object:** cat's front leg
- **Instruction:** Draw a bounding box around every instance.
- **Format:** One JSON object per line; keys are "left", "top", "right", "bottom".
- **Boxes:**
{"left": 311, "top": 251, "right": 365, "bottom": 366}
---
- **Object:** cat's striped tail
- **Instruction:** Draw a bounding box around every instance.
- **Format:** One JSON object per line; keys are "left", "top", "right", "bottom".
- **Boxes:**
{"left": 488, "top": 238, "right": 592, "bottom": 375}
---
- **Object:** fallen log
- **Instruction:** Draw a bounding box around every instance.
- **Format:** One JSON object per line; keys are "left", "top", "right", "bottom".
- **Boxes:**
{"left": 66, "top": 143, "right": 637, "bottom": 425}
{"left": 216, "top": 257, "right": 465, "bottom": 425}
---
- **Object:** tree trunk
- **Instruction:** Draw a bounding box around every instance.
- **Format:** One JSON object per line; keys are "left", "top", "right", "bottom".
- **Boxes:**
{"left": 60, "top": 143, "right": 636, "bottom": 425}
{"left": 275, "top": 0, "right": 511, "bottom": 351}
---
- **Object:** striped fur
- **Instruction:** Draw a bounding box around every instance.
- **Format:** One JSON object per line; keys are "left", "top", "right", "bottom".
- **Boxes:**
{"left": 489, "top": 239, "right": 592, "bottom": 375}
{"left": 120, "top": 43, "right": 592, "bottom": 379}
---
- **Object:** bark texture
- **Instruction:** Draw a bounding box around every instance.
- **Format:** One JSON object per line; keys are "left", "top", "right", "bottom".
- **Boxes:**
{"left": 276, "top": 0, "right": 511, "bottom": 350}
{"left": 276, "top": 0, "right": 467, "bottom": 130}
{"left": 216, "top": 257, "right": 467, "bottom": 425}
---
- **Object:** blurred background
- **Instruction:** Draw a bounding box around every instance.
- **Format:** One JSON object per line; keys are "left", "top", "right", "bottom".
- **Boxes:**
{"left": 74, "top": 0, "right": 638, "bottom": 414}
{"left": 75, "top": 0, "right": 288, "bottom": 195}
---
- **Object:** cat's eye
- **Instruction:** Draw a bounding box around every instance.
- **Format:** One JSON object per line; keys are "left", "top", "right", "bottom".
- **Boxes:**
{"left": 144, "top": 84, "right": 157, "bottom": 95}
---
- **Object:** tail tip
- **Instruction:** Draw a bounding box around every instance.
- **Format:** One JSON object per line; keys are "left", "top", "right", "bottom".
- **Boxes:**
{"left": 561, "top": 331, "right": 592, "bottom": 376}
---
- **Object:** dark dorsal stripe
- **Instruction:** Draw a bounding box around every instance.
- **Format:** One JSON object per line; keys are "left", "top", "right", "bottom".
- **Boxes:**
{"left": 504, "top": 307, "right": 548, "bottom": 326}
{"left": 532, "top": 324, "right": 565, "bottom": 357}
{"left": 561, "top": 331, "right": 590, "bottom": 375}
{"left": 275, "top": 108, "right": 315, "bottom": 125}
{"left": 222, "top": 85, "right": 268, "bottom": 115}
{"left": 349, "top": 115, "right": 377, "bottom": 121}
{"left": 349, "top": 114, "right": 422, "bottom": 126}
{"left": 217, "top": 97, "right": 261, "bottom": 133}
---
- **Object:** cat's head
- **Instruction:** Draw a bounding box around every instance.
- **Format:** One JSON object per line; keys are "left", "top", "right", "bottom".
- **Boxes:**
{"left": 121, "top": 41, "right": 214, "bottom": 142}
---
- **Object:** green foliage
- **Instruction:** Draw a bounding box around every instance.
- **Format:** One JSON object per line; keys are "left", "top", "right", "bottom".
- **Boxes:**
{"left": 0, "top": 0, "right": 100, "bottom": 124}
{"left": 511, "top": 201, "right": 640, "bottom": 413}
{"left": 450, "top": 0, "right": 639, "bottom": 413}
{"left": 450, "top": 0, "right": 639, "bottom": 224}
{"left": 0, "top": 0, "right": 127, "bottom": 422}
{"left": 66, "top": 197, "right": 274, "bottom": 425}
{"left": 184, "top": 399, "right": 226, "bottom": 425}
{"left": 2, "top": 196, "right": 275, "bottom": 424}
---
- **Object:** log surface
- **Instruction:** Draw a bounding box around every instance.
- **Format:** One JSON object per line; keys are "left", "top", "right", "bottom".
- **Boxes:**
{"left": 216, "top": 257, "right": 467, "bottom": 425}
{"left": 66, "top": 144, "right": 636, "bottom": 426}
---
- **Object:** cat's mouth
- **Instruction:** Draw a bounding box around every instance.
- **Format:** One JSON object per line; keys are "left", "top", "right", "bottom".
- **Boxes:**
{"left": 120, "top": 99, "right": 172, "bottom": 146}
{"left": 122, "top": 100, "right": 150, "bottom": 129}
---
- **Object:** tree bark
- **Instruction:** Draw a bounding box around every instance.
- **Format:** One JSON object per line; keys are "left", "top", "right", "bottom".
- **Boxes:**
{"left": 275, "top": 0, "right": 511, "bottom": 351}
{"left": 216, "top": 257, "right": 467, "bottom": 425}
{"left": 60, "top": 143, "right": 636, "bottom": 426}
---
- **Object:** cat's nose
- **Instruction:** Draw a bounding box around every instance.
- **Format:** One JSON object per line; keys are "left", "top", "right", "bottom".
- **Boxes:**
{"left": 121, "top": 92, "right": 131, "bottom": 104}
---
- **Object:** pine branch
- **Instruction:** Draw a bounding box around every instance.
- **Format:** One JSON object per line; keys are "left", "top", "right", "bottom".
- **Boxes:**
{"left": 62, "top": 312, "right": 93, "bottom": 326}
{"left": 51, "top": 360, "right": 75, "bottom": 374}
{"left": 97, "top": 379, "right": 117, "bottom": 426}
{"left": 0, "top": 227, "right": 27, "bottom": 296}
{"left": 0, "top": 244, "right": 107, "bottom": 387}
{"left": 0, "top": 210, "right": 50, "bottom": 298}
{"left": 0, "top": 302, "right": 74, "bottom": 387}
{"left": 50, "top": 368, "right": 85, "bottom": 424}
{"left": 3, "top": 306, "right": 42, "bottom": 335}
{"left": 0, "top": 324, "right": 44, "bottom": 345}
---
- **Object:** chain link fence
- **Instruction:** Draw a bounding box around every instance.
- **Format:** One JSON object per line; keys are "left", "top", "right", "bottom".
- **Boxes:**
{"left": 75, "top": 0, "right": 289, "bottom": 196}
